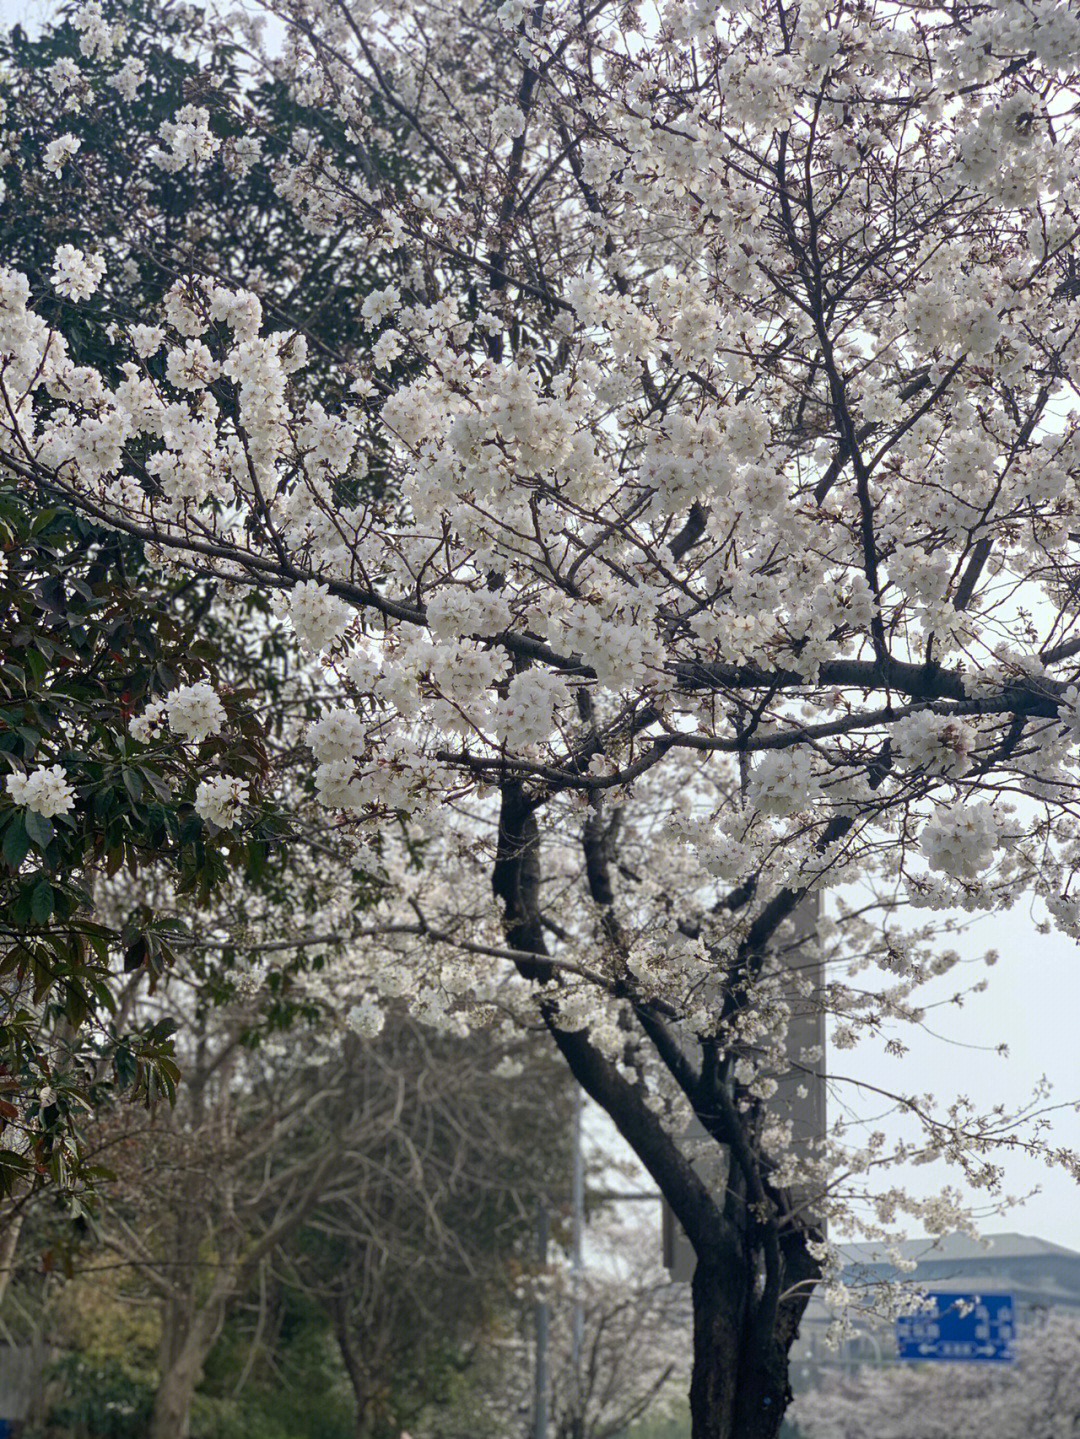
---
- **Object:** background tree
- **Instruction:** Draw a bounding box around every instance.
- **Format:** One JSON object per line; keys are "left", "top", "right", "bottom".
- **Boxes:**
{"left": 11, "top": 977, "right": 571, "bottom": 1439}
{"left": 548, "top": 1220, "right": 688, "bottom": 1439}
{"left": 493, "top": 1214, "right": 690, "bottom": 1439}
{"left": 790, "top": 1313, "right": 1080, "bottom": 1439}
{"left": 91, "top": 1001, "right": 354, "bottom": 1439}
{"left": 0, "top": 0, "right": 440, "bottom": 1207}
{"left": 289, "top": 1020, "right": 569, "bottom": 1439}
{"left": 0, "top": 495, "right": 280, "bottom": 1208}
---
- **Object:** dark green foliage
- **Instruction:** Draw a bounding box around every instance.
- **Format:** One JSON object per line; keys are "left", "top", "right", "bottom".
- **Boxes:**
{"left": 0, "top": 475, "right": 391, "bottom": 1202}
{"left": 0, "top": 495, "right": 270, "bottom": 1200}
{"left": 0, "top": 0, "right": 426, "bottom": 1204}
{"left": 41, "top": 1355, "right": 156, "bottom": 1439}
{"left": 194, "top": 1288, "right": 355, "bottom": 1439}
{"left": 42, "top": 1324, "right": 355, "bottom": 1439}
{"left": 3, "top": 0, "right": 363, "bottom": 341}
{"left": 0, "top": 0, "right": 427, "bottom": 443}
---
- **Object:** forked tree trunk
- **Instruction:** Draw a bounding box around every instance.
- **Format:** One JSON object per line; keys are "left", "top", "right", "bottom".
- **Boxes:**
{"left": 689, "top": 1230, "right": 820, "bottom": 1439}
{"left": 494, "top": 780, "right": 820, "bottom": 1439}
{"left": 149, "top": 1294, "right": 228, "bottom": 1439}
{"left": 690, "top": 1270, "right": 793, "bottom": 1439}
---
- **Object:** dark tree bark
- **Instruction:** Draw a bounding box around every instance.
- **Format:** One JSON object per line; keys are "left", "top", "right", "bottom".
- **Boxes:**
{"left": 493, "top": 778, "right": 822, "bottom": 1439}
{"left": 689, "top": 1257, "right": 748, "bottom": 1439}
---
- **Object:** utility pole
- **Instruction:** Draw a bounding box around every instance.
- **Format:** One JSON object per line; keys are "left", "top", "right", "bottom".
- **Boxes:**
{"left": 536, "top": 1086, "right": 656, "bottom": 1439}
{"left": 533, "top": 1201, "right": 550, "bottom": 1439}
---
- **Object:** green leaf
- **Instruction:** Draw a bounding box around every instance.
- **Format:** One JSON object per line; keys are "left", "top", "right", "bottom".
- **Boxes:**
{"left": 28, "top": 507, "right": 59, "bottom": 536}
{"left": 86, "top": 932, "right": 111, "bottom": 967}
{"left": 147, "top": 1056, "right": 180, "bottom": 1105}
{"left": 2, "top": 813, "right": 29, "bottom": 870}
{"left": 144, "top": 769, "right": 174, "bottom": 802}
{"left": 31, "top": 878, "right": 54, "bottom": 925}
{"left": 113, "top": 1044, "right": 137, "bottom": 1090}
{"left": 23, "top": 647, "right": 45, "bottom": 687}
{"left": 144, "top": 1017, "right": 178, "bottom": 1043}
{"left": 123, "top": 935, "right": 147, "bottom": 971}
{"left": 24, "top": 808, "right": 54, "bottom": 850}
{"left": 246, "top": 839, "right": 267, "bottom": 882}
{"left": 64, "top": 982, "right": 88, "bottom": 1028}
{"left": 121, "top": 767, "right": 143, "bottom": 802}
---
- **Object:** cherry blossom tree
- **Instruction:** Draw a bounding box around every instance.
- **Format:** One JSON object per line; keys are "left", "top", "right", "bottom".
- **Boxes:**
{"left": 5, "top": 0, "right": 1080, "bottom": 1436}
{"left": 526, "top": 1216, "right": 690, "bottom": 1439}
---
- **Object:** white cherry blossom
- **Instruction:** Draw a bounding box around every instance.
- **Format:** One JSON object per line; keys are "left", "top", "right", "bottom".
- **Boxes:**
{"left": 162, "top": 683, "right": 226, "bottom": 744}
{"left": 51, "top": 245, "right": 105, "bottom": 301}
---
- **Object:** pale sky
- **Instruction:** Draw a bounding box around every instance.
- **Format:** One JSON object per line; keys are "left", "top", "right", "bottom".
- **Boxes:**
{"left": 0, "top": 0, "right": 49, "bottom": 30}
{"left": 831, "top": 898, "right": 1080, "bottom": 1251}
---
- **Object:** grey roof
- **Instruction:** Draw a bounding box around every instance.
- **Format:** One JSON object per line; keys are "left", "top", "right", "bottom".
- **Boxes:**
{"left": 841, "top": 1231, "right": 1080, "bottom": 1267}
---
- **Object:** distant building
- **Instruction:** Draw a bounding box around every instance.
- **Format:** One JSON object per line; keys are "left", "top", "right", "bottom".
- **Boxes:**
{"left": 840, "top": 1231, "right": 1080, "bottom": 1311}
{"left": 663, "top": 895, "right": 825, "bottom": 1282}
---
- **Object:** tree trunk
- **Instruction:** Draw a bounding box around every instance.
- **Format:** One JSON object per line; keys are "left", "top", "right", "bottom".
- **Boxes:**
{"left": 149, "top": 1295, "right": 227, "bottom": 1439}
{"left": 149, "top": 1355, "right": 201, "bottom": 1439}
{"left": 728, "top": 1320, "right": 795, "bottom": 1439}
{"left": 0, "top": 1207, "right": 23, "bottom": 1310}
{"left": 689, "top": 1257, "right": 748, "bottom": 1439}
{"left": 332, "top": 1302, "right": 378, "bottom": 1439}
{"left": 689, "top": 1230, "right": 819, "bottom": 1439}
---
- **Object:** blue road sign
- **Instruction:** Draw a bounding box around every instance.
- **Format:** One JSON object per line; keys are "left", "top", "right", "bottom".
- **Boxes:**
{"left": 896, "top": 1291, "right": 1014, "bottom": 1362}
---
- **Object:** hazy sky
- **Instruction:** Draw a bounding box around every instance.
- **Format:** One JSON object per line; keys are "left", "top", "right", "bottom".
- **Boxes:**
{"left": 3, "top": 0, "right": 1079, "bottom": 1258}
{"left": 831, "top": 897, "right": 1080, "bottom": 1252}
{"left": 0, "top": 0, "right": 49, "bottom": 30}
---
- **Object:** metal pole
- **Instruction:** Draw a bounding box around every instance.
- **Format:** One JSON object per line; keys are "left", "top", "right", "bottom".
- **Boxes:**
{"left": 570, "top": 1085, "right": 585, "bottom": 1435}
{"left": 533, "top": 1202, "right": 549, "bottom": 1439}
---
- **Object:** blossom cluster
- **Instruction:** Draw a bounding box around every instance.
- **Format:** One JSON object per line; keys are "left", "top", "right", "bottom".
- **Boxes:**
{"left": 285, "top": 581, "right": 354, "bottom": 654}
{"left": 194, "top": 775, "right": 248, "bottom": 829}
{"left": 52, "top": 245, "right": 105, "bottom": 302}
{"left": 130, "top": 683, "right": 226, "bottom": 745}
{"left": 6, "top": 764, "right": 76, "bottom": 819}
{"left": 892, "top": 713, "right": 977, "bottom": 778}
{"left": 920, "top": 802, "right": 1001, "bottom": 881}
